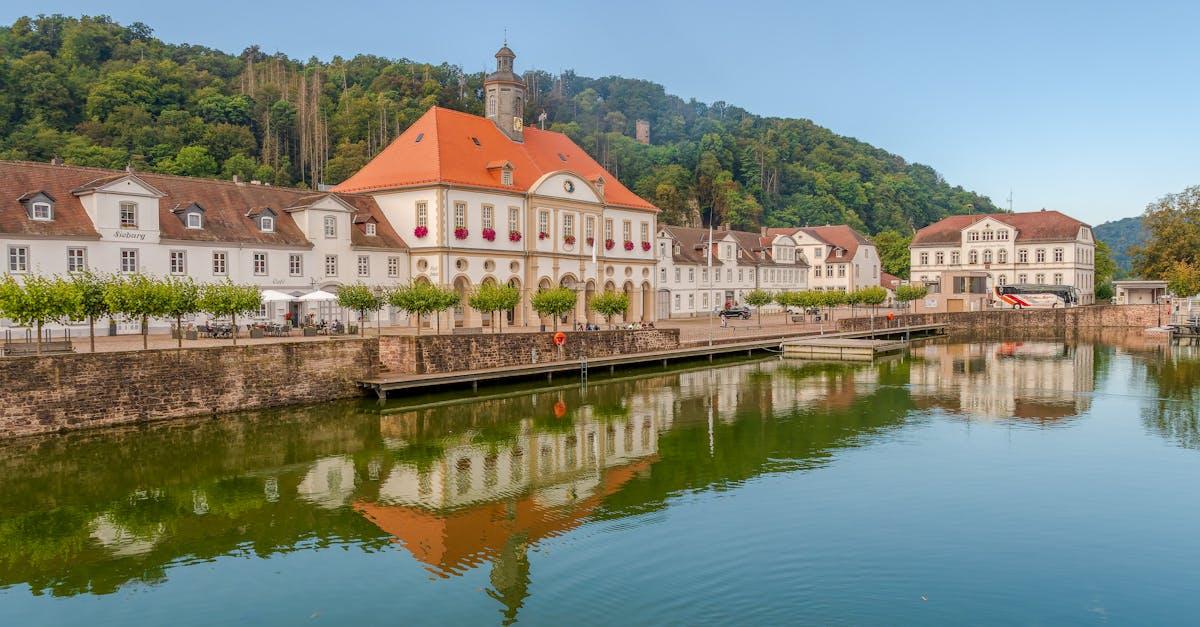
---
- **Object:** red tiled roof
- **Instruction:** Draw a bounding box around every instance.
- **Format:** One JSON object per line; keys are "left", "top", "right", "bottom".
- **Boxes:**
{"left": 912, "top": 210, "right": 1089, "bottom": 246}
{"left": 0, "top": 161, "right": 404, "bottom": 250}
{"left": 659, "top": 225, "right": 808, "bottom": 267}
{"left": 332, "top": 107, "right": 657, "bottom": 211}
{"left": 880, "top": 272, "right": 902, "bottom": 289}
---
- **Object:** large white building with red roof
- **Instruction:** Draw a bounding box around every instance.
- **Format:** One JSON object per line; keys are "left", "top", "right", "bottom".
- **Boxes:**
{"left": 766, "top": 225, "right": 881, "bottom": 293}
{"left": 909, "top": 210, "right": 1097, "bottom": 305}
{"left": 334, "top": 44, "right": 658, "bottom": 327}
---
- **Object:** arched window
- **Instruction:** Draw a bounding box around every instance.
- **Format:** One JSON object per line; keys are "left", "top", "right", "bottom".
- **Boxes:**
{"left": 983, "top": 249, "right": 993, "bottom": 264}
{"left": 487, "top": 93, "right": 497, "bottom": 116}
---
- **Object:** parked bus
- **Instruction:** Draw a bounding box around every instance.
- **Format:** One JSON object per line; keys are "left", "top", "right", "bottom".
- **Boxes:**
{"left": 994, "top": 284, "right": 1080, "bottom": 309}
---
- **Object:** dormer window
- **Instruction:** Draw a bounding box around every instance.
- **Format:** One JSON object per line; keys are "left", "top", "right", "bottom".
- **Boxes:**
{"left": 261, "top": 216, "right": 275, "bottom": 232}
{"left": 366, "top": 222, "right": 377, "bottom": 236}
{"left": 31, "top": 202, "right": 52, "bottom": 221}
{"left": 501, "top": 168, "right": 513, "bottom": 186}
{"left": 186, "top": 213, "right": 203, "bottom": 229}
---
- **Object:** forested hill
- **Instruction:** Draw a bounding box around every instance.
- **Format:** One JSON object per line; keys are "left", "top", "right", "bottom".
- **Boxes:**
{"left": 0, "top": 15, "right": 997, "bottom": 233}
{"left": 1094, "top": 216, "right": 1143, "bottom": 275}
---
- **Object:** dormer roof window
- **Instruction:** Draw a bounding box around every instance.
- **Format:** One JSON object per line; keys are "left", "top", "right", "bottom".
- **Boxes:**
{"left": 501, "top": 168, "right": 513, "bottom": 186}
{"left": 187, "top": 213, "right": 203, "bottom": 229}
{"left": 172, "top": 202, "right": 206, "bottom": 229}
{"left": 365, "top": 222, "right": 377, "bottom": 236}
{"left": 261, "top": 216, "right": 275, "bottom": 232}
{"left": 487, "top": 160, "right": 515, "bottom": 186}
{"left": 18, "top": 191, "right": 55, "bottom": 221}
{"left": 246, "top": 206, "right": 277, "bottom": 233}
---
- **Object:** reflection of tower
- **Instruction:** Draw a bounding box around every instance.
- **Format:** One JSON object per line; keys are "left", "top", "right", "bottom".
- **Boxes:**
{"left": 487, "top": 532, "right": 532, "bottom": 626}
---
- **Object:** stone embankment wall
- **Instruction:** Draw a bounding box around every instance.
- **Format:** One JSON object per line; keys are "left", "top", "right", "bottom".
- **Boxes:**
{"left": 0, "top": 339, "right": 379, "bottom": 438}
{"left": 378, "top": 329, "right": 680, "bottom": 374}
{"left": 836, "top": 304, "right": 1170, "bottom": 332}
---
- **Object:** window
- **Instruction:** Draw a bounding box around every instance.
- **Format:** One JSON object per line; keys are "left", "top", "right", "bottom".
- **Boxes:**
{"left": 674, "top": 294, "right": 681, "bottom": 310}
{"left": 983, "top": 249, "right": 993, "bottom": 264}
{"left": 623, "top": 220, "right": 632, "bottom": 242}
{"left": 674, "top": 268, "right": 681, "bottom": 282}
{"left": 586, "top": 216, "right": 595, "bottom": 242}
{"left": 702, "top": 268, "right": 708, "bottom": 283}
{"left": 703, "top": 292, "right": 709, "bottom": 308}
{"left": 814, "top": 265, "right": 822, "bottom": 278}
{"left": 814, "top": 247, "right": 823, "bottom": 259}
{"left": 935, "top": 251, "right": 944, "bottom": 265}
{"left": 213, "top": 251, "right": 227, "bottom": 275}
{"left": 1018, "top": 249, "right": 1028, "bottom": 263}
{"left": 1036, "top": 249, "right": 1046, "bottom": 263}
{"left": 688, "top": 294, "right": 694, "bottom": 309}
{"left": 324, "top": 215, "right": 337, "bottom": 238}
{"left": 604, "top": 218, "right": 614, "bottom": 242}
{"left": 119, "top": 202, "right": 137, "bottom": 228}
{"left": 968, "top": 250, "right": 978, "bottom": 264}
{"left": 969, "top": 231, "right": 980, "bottom": 241}
{"left": 1018, "top": 273, "right": 1027, "bottom": 283}
{"left": 416, "top": 202, "right": 428, "bottom": 228}
{"left": 67, "top": 248, "right": 86, "bottom": 273}
{"left": 170, "top": 250, "right": 187, "bottom": 275}
{"left": 998, "top": 249, "right": 1008, "bottom": 263}
{"left": 8, "top": 246, "right": 28, "bottom": 273}
{"left": 501, "top": 168, "right": 513, "bottom": 186}
{"left": 1054, "top": 248, "right": 1064, "bottom": 262}
{"left": 186, "top": 213, "right": 202, "bottom": 229}
{"left": 689, "top": 268, "right": 695, "bottom": 283}
{"left": 289, "top": 254, "right": 303, "bottom": 277}
{"left": 509, "top": 207, "right": 520, "bottom": 234}
{"left": 563, "top": 213, "right": 574, "bottom": 239}
{"left": 998, "top": 274, "right": 1008, "bottom": 286}
{"left": 539, "top": 211, "right": 550, "bottom": 236}
{"left": 365, "top": 222, "right": 377, "bottom": 236}
{"left": 454, "top": 202, "right": 466, "bottom": 229}
{"left": 253, "top": 252, "right": 267, "bottom": 275}
{"left": 837, "top": 265, "right": 846, "bottom": 278}
{"left": 738, "top": 269, "right": 744, "bottom": 282}
{"left": 998, "top": 230, "right": 1009, "bottom": 240}
{"left": 983, "top": 230, "right": 994, "bottom": 241}
{"left": 387, "top": 256, "right": 400, "bottom": 278}
{"left": 120, "top": 249, "right": 138, "bottom": 273}
{"left": 951, "top": 251, "right": 960, "bottom": 264}
{"left": 482, "top": 205, "right": 494, "bottom": 230}
{"left": 1053, "top": 273, "right": 1063, "bottom": 285}
{"left": 261, "top": 216, "right": 274, "bottom": 232}
{"left": 640, "top": 222, "right": 649, "bottom": 243}
{"left": 358, "top": 255, "right": 370, "bottom": 277}
{"left": 919, "top": 252, "right": 929, "bottom": 265}
{"left": 31, "top": 202, "right": 52, "bottom": 221}
{"left": 1035, "top": 273, "right": 1045, "bottom": 284}
{"left": 325, "top": 254, "right": 338, "bottom": 276}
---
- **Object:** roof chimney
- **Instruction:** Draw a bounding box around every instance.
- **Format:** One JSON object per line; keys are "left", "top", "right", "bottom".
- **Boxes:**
{"left": 760, "top": 226, "right": 768, "bottom": 236}
{"left": 232, "top": 174, "right": 241, "bottom": 184}
{"left": 50, "top": 156, "right": 63, "bottom": 166}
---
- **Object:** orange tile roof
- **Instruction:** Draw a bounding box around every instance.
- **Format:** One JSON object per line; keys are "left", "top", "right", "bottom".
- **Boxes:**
{"left": 333, "top": 107, "right": 658, "bottom": 212}
{"left": 912, "top": 210, "right": 1089, "bottom": 246}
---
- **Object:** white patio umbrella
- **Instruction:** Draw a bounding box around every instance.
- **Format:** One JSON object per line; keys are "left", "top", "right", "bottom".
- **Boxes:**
{"left": 260, "top": 289, "right": 296, "bottom": 302}
{"left": 299, "top": 289, "right": 340, "bottom": 323}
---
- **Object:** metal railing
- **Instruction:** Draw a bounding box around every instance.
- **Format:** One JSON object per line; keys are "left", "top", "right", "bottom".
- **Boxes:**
{"left": 2, "top": 327, "right": 74, "bottom": 356}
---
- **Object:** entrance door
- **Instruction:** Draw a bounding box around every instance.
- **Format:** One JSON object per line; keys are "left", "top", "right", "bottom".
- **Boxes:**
{"left": 947, "top": 298, "right": 964, "bottom": 313}
{"left": 657, "top": 290, "right": 671, "bottom": 319}
{"left": 288, "top": 301, "right": 302, "bottom": 327}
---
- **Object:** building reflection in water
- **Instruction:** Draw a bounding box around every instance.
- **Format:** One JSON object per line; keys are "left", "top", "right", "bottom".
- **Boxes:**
{"left": 908, "top": 340, "right": 1095, "bottom": 421}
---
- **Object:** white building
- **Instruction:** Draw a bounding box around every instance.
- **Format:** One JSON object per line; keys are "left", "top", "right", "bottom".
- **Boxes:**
{"left": 909, "top": 210, "right": 1097, "bottom": 305}
{"left": 333, "top": 44, "right": 658, "bottom": 328}
{"left": 766, "top": 225, "right": 880, "bottom": 292}
{"left": 655, "top": 225, "right": 809, "bottom": 318}
{"left": 0, "top": 160, "right": 409, "bottom": 330}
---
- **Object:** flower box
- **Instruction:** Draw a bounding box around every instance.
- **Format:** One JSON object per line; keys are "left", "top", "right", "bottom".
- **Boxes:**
{"left": 482, "top": 227, "right": 496, "bottom": 241}
{"left": 623, "top": 240, "right": 635, "bottom": 251}
{"left": 641, "top": 241, "right": 652, "bottom": 251}
{"left": 586, "top": 236, "right": 595, "bottom": 246}
{"left": 564, "top": 234, "right": 576, "bottom": 245}
{"left": 509, "top": 231, "right": 522, "bottom": 242}
{"left": 413, "top": 225, "right": 428, "bottom": 239}
{"left": 538, "top": 231, "right": 549, "bottom": 240}
{"left": 454, "top": 227, "right": 469, "bottom": 240}
{"left": 605, "top": 239, "right": 615, "bottom": 250}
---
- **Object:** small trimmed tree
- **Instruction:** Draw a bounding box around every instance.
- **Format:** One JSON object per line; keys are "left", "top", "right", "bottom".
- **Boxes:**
{"left": 337, "top": 283, "right": 383, "bottom": 336}
{"left": 894, "top": 284, "right": 928, "bottom": 313}
{"left": 0, "top": 275, "right": 81, "bottom": 354}
{"left": 774, "top": 291, "right": 795, "bottom": 324}
{"left": 857, "top": 286, "right": 888, "bottom": 328}
{"left": 197, "top": 281, "right": 262, "bottom": 345}
{"left": 388, "top": 283, "right": 458, "bottom": 335}
{"left": 820, "top": 290, "right": 847, "bottom": 327}
{"left": 589, "top": 291, "right": 630, "bottom": 328}
{"left": 104, "top": 274, "right": 173, "bottom": 349}
{"left": 744, "top": 289, "right": 773, "bottom": 328}
{"left": 71, "top": 270, "right": 111, "bottom": 352}
{"left": 162, "top": 276, "right": 200, "bottom": 348}
{"left": 531, "top": 287, "right": 576, "bottom": 331}
{"left": 493, "top": 284, "right": 521, "bottom": 334}
{"left": 468, "top": 283, "right": 501, "bottom": 333}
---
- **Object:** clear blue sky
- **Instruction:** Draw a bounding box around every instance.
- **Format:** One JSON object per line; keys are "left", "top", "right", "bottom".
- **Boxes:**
{"left": 9, "top": 0, "right": 1200, "bottom": 224}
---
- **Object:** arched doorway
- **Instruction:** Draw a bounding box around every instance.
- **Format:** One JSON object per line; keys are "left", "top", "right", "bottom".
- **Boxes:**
{"left": 413, "top": 276, "right": 432, "bottom": 329}
{"left": 622, "top": 281, "right": 636, "bottom": 323}
{"left": 584, "top": 280, "right": 597, "bottom": 325}
{"left": 536, "top": 278, "right": 553, "bottom": 328}
{"left": 479, "top": 277, "right": 497, "bottom": 328}
{"left": 559, "top": 274, "right": 578, "bottom": 328}
{"left": 453, "top": 276, "right": 471, "bottom": 327}
{"left": 641, "top": 281, "right": 654, "bottom": 322}
{"left": 506, "top": 277, "right": 521, "bottom": 327}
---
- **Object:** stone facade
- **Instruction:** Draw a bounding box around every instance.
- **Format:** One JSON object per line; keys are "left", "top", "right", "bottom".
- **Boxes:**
{"left": 0, "top": 339, "right": 379, "bottom": 438}
{"left": 836, "top": 304, "right": 1171, "bottom": 332}
{"left": 378, "top": 329, "right": 680, "bottom": 374}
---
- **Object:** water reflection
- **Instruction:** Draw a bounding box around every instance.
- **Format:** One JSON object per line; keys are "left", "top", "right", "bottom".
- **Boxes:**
{"left": 0, "top": 336, "right": 1197, "bottom": 624}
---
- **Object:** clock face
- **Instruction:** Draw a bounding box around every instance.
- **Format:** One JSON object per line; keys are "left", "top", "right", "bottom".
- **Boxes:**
{"left": 512, "top": 116, "right": 523, "bottom": 131}
{"left": 563, "top": 180, "right": 575, "bottom": 193}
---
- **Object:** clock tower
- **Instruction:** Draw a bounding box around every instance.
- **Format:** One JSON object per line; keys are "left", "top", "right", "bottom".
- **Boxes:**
{"left": 484, "top": 43, "right": 526, "bottom": 142}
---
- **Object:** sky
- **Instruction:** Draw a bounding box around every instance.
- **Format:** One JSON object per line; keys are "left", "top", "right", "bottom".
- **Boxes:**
{"left": 7, "top": 0, "right": 1200, "bottom": 225}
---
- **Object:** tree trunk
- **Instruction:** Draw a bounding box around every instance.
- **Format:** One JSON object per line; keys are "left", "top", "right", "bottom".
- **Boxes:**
{"left": 232, "top": 312, "right": 238, "bottom": 345}
{"left": 177, "top": 314, "right": 183, "bottom": 348}
{"left": 36, "top": 320, "right": 43, "bottom": 355}
{"left": 142, "top": 315, "right": 148, "bottom": 349}
{"left": 360, "top": 311, "right": 365, "bottom": 336}
{"left": 89, "top": 315, "right": 96, "bottom": 353}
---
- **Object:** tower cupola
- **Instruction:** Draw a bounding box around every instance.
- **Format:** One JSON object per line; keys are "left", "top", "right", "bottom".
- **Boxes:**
{"left": 484, "top": 42, "right": 526, "bottom": 142}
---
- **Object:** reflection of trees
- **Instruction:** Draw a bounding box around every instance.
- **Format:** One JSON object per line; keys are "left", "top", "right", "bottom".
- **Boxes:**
{"left": 1140, "top": 348, "right": 1200, "bottom": 449}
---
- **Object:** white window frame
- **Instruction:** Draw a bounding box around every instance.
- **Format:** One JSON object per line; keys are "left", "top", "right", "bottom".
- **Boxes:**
{"left": 538, "top": 210, "right": 550, "bottom": 236}
{"left": 563, "top": 213, "right": 575, "bottom": 239}
{"left": 357, "top": 255, "right": 370, "bottom": 277}
{"left": 508, "top": 207, "right": 520, "bottom": 234}
{"left": 416, "top": 202, "right": 428, "bottom": 228}
{"left": 212, "top": 251, "right": 228, "bottom": 276}
{"left": 169, "top": 250, "right": 187, "bottom": 275}
{"left": 252, "top": 252, "right": 268, "bottom": 276}
{"left": 186, "top": 213, "right": 202, "bottom": 229}
{"left": 289, "top": 253, "right": 303, "bottom": 277}
{"left": 482, "top": 205, "right": 494, "bottom": 230}
{"left": 454, "top": 202, "right": 467, "bottom": 229}
{"left": 387, "top": 256, "right": 400, "bottom": 278}
{"left": 8, "top": 246, "right": 29, "bottom": 273}
{"left": 325, "top": 254, "right": 338, "bottom": 277}
{"left": 66, "top": 247, "right": 86, "bottom": 273}
{"left": 31, "top": 202, "right": 52, "bottom": 221}
{"left": 623, "top": 220, "right": 632, "bottom": 242}
{"left": 119, "top": 202, "right": 138, "bottom": 229}
{"left": 323, "top": 216, "right": 336, "bottom": 238}
{"left": 120, "top": 248, "right": 138, "bottom": 274}
{"left": 365, "top": 222, "right": 377, "bottom": 236}
{"left": 604, "top": 219, "right": 614, "bottom": 242}
{"left": 260, "top": 216, "right": 274, "bottom": 232}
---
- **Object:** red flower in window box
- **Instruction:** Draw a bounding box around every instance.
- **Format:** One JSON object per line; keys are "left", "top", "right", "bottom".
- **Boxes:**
{"left": 641, "top": 241, "right": 652, "bottom": 251}
{"left": 413, "top": 225, "right": 428, "bottom": 239}
{"left": 509, "top": 231, "right": 522, "bottom": 242}
{"left": 538, "top": 231, "right": 549, "bottom": 240}
{"left": 564, "top": 234, "right": 576, "bottom": 245}
{"left": 586, "top": 236, "right": 595, "bottom": 246}
{"left": 482, "top": 227, "right": 496, "bottom": 241}
{"left": 604, "top": 238, "right": 615, "bottom": 250}
{"left": 454, "top": 227, "right": 469, "bottom": 240}
{"left": 623, "top": 240, "right": 635, "bottom": 251}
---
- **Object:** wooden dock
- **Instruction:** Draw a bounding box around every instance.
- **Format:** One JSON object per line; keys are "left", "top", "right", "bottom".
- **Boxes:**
{"left": 357, "top": 323, "right": 946, "bottom": 399}
{"left": 781, "top": 337, "right": 907, "bottom": 361}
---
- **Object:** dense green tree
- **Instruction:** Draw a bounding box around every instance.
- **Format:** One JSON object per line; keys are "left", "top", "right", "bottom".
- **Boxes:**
{"left": 743, "top": 289, "right": 773, "bottom": 327}
{"left": 531, "top": 287, "right": 576, "bottom": 331}
{"left": 103, "top": 274, "right": 172, "bottom": 349}
{"left": 873, "top": 230, "right": 913, "bottom": 279}
{"left": 70, "top": 270, "right": 111, "bottom": 352}
{"left": 197, "top": 281, "right": 262, "bottom": 345}
{"left": 1132, "top": 186, "right": 1200, "bottom": 279}
{"left": 336, "top": 283, "right": 383, "bottom": 335}
{"left": 0, "top": 275, "right": 80, "bottom": 354}
{"left": 589, "top": 291, "right": 630, "bottom": 328}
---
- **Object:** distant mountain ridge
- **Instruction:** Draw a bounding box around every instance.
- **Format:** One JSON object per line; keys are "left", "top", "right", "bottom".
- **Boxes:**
{"left": 1094, "top": 216, "right": 1143, "bottom": 274}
